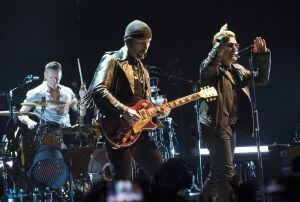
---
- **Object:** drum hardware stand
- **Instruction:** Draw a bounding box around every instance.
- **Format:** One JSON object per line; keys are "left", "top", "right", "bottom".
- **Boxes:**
{"left": 35, "top": 96, "right": 46, "bottom": 146}
{"left": 148, "top": 66, "right": 193, "bottom": 157}
{"left": 166, "top": 118, "right": 178, "bottom": 158}
{"left": 0, "top": 75, "right": 40, "bottom": 195}
{"left": 68, "top": 158, "right": 75, "bottom": 202}
{"left": 158, "top": 118, "right": 178, "bottom": 160}
{"left": 1, "top": 155, "right": 11, "bottom": 198}
{"left": 157, "top": 130, "right": 170, "bottom": 161}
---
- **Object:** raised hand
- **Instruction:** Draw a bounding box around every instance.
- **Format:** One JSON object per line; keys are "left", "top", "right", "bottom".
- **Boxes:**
{"left": 253, "top": 37, "right": 268, "bottom": 53}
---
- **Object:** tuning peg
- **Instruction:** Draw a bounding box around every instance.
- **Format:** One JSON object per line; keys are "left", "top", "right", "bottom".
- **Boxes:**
{"left": 206, "top": 97, "right": 217, "bottom": 102}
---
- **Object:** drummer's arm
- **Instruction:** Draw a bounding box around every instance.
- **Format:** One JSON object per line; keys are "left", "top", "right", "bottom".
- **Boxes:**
{"left": 71, "top": 97, "right": 86, "bottom": 117}
{"left": 71, "top": 98, "right": 86, "bottom": 125}
{"left": 18, "top": 105, "right": 37, "bottom": 130}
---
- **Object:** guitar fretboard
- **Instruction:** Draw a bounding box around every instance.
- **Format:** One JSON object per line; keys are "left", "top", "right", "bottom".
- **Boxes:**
{"left": 148, "top": 91, "right": 203, "bottom": 117}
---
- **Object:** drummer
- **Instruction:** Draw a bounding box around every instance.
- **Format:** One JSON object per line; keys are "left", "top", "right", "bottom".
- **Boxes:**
{"left": 18, "top": 61, "right": 87, "bottom": 132}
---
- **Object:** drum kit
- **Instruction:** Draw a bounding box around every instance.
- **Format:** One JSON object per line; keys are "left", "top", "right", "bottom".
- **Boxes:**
{"left": 0, "top": 76, "right": 178, "bottom": 200}
{"left": 0, "top": 100, "right": 112, "bottom": 201}
{"left": 149, "top": 77, "right": 178, "bottom": 161}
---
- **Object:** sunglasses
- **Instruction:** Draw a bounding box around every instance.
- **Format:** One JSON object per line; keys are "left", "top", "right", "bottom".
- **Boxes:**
{"left": 226, "top": 42, "right": 240, "bottom": 49}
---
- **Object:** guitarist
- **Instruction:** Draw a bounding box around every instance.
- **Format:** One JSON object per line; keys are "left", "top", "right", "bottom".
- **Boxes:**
{"left": 82, "top": 20, "right": 170, "bottom": 181}
{"left": 198, "top": 24, "right": 271, "bottom": 202}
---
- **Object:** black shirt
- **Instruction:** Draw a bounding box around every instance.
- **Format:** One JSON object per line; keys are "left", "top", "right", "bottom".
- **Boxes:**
{"left": 128, "top": 58, "right": 146, "bottom": 106}
{"left": 222, "top": 65, "right": 241, "bottom": 135}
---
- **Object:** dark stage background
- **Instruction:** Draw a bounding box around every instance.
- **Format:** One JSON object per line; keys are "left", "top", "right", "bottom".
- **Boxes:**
{"left": 0, "top": 0, "right": 299, "bottom": 160}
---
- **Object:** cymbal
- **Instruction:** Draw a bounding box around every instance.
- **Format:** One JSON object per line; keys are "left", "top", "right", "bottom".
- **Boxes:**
{"left": 0, "top": 110, "right": 37, "bottom": 117}
{"left": 150, "top": 86, "right": 159, "bottom": 93}
{"left": 21, "top": 100, "right": 66, "bottom": 107}
{"left": 58, "top": 124, "right": 100, "bottom": 134}
{"left": 151, "top": 95, "right": 165, "bottom": 106}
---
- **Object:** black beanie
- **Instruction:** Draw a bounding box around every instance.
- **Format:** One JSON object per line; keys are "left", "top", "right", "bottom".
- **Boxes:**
{"left": 123, "top": 20, "right": 152, "bottom": 41}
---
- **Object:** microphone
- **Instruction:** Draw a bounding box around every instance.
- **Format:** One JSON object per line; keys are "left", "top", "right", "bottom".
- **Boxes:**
{"left": 24, "top": 74, "right": 40, "bottom": 84}
{"left": 145, "top": 65, "right": 158, "bottom": 69}
{"left": 28, "top": 75, "right": 40, "bottom": 81}
{"left": 235, "top": 44, "right": 254, "bottom": 58}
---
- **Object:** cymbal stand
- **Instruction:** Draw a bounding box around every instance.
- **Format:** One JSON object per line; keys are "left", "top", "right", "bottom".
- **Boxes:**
{"left": 35, "top": 96, "right": 46, "bottom": 146}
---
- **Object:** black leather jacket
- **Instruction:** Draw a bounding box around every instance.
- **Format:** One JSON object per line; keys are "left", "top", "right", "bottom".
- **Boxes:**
{"left": 82, "top": 46, "right": 151, "bottom": 119}
{"left": 199, "top": 35, "right": 271, "bottom": 136}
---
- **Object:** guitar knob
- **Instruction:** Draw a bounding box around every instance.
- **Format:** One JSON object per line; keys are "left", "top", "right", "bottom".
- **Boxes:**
{"left": 122, "top": 138, "right": 127, "bottom": 143}
{"left": 129, "top": 135, "right": 134, "bottom": 140}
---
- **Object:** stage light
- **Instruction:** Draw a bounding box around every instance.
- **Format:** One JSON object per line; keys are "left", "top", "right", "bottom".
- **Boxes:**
{"left": 29, "top": 145, "right": 69, "bottom": 189}
{"left": 200, "top": 146, "right": 269, "bottom": 155}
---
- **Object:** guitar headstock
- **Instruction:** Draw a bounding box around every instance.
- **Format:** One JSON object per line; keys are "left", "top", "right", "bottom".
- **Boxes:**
{"left": 199, "top": 86, "right": 218, "bottom": 102}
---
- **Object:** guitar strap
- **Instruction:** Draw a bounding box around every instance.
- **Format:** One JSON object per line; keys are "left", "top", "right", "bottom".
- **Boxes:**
{"left": 110, "top": 56, "right": 119, "bottom": 97}
{"left": 140, "top": 62, "right": 151, "bottom": 100}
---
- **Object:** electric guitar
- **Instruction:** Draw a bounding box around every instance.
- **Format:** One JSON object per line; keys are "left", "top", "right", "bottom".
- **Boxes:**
{"left": 100, "top": 86, "right": 217, "bottom": 148}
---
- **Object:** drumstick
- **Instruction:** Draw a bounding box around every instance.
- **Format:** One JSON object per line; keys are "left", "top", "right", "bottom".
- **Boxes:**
{"left": 77, "top": 58, "right": 84, "bottom": 85}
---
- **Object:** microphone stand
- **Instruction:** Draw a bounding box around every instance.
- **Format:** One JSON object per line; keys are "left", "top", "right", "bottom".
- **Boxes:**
{"left": 150, "top": 66, "right": 202, "bottom": 191}
{"left": 193, "top": 84, "right": 204, "bottom": 190}
{"left": 4, "top": 77, "right": 35, "bottom": 154}
{"left": 248, "top": 52, "right": 266, "bottom": 202}
{"left": 0, "top": 75, "right": 39, "bottom": 195}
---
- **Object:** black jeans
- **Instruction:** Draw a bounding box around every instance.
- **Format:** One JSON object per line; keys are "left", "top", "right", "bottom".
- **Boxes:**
{"left": 105, "top": 131, "right": 163, "bottom": 181}
{"left": 201, "top": 125, "right": 236, "bottom": 202}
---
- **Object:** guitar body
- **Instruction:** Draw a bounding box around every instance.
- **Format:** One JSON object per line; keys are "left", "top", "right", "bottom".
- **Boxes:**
{"left": 100, "top": 100, "right": 158, "bottom": 148}
{"left": 99, "top": 86, "right": 218, "bottom": 148}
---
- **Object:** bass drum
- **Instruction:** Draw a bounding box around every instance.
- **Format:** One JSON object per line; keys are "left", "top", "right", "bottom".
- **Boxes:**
{"left": 20, "top": 130, "right": 63, "bottom": 170}
{"left": 19, "top": 129, "right": 38, "bottom": 170}
{"left": 88, "top": 145, "right": 113, "bottom": 182}
{"left": 62, "top": 145, "right": 112, "bottom": 182}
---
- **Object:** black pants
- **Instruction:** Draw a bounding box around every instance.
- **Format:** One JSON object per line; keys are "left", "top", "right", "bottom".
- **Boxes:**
{"left": 201, "top": 125, "right": 236, "bottom": 202}
{"left": 105, "top": 131, "right": 163, "bottom": 181}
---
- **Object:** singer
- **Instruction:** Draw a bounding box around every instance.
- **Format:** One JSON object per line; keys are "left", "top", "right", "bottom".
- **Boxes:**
{"left": 18, "top": 61, "right": 87, "bottom": 144}
{"left": 198, "top": 24, "right": 271, "bottom": 202}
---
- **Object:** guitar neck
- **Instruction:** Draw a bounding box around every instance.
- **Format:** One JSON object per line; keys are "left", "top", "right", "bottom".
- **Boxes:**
{"left": 149, "top": 91, "right": 203, "bottom": 117}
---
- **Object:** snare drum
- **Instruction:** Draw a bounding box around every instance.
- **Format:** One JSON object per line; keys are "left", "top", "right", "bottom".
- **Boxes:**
{"left": 62, "top": 131, "right": 99, "bottom": 148}
{"left": 37, "top": 123, "right": 64, "bottom": 148}
{"left": 42, "top": 133, "right": 61, "bottom": 148}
